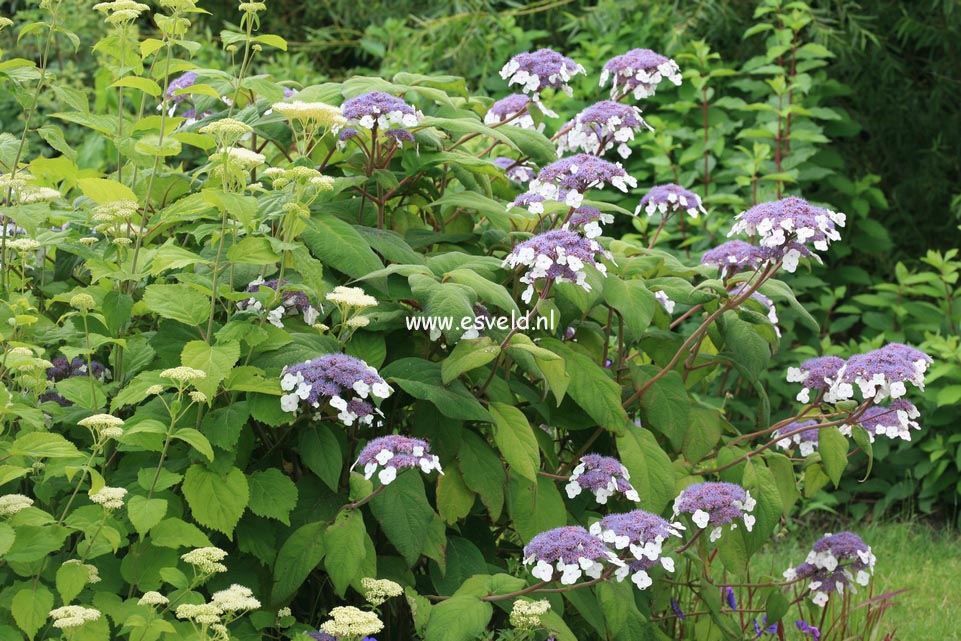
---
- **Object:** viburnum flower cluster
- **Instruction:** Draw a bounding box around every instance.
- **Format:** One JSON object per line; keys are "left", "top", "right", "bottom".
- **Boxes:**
{"left": 589, "top": 510, "right": 683, "bottom": 589}
{"left": 672, "top": 482, "right": 756, "bottom": 542}
{"left": 526, "top": 154, "right": 637, "bottom": 209}
{"left": 555, "top": 100, "right": 652, "bottom": 158}
{"left": 565, "top": 454, "right": 641, "bottom": 504}
{"left": 502, "top": 229, "right": 611, "bottom": 304}
{"left": 599, "top": 48, "right": 682, "bottom": 100}
{"left": 499, "top": 48, "right": 586, "bottom": 116}
{"left": 237, "top": 278, "right": 319, "bottom": 328}
{"left": 279, "top": 354, "right": 392, "bottom": 426}
{"left": 352, "top": 435, "right": 443, "bottom": 485}
{"left": 523, "top": 525, "right": 623, "bottom": 585}
{"left": 728, "top": 196, "right": 845, "bottom": 272}
{"left": 637, "top": 183, "right": 705, "bottom": 219}
{"left": 784, "top": 531, "right": 876, "bottom": 607}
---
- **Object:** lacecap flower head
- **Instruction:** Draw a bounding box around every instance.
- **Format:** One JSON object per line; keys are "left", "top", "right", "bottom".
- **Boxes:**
{"left": 563, "top": 205, "right": 613, "bottom": 239}
{"left": 238, "top": 278, "right": 319, "bottom": 328}
{"left": 672, "top": 482, "right": 756, "bottom": 542}
{"left": 566, "top": 454, "right": 640, "bottom": 504}
{"left": 556, "top": 100, "right": 652, "bottom": 159}
{"left": 848, "top": 399, "right": 921, "bottom": 442}
{"left": 527, "top": 154, "right": 637, "bottom": 208}
{"left": 831, "top": 343, "right": 931, "bottom": 403}
{"left": 701, "top": 240, "right": 766, "bottom": 279}
{"left": 493, "top": 157, "right": 537, "bottom": 184}
{"left": 503, "top": 229, "right": 612, "bottom": 304}
{"left": 773, "top": 419, "right": 820, "bottom": 457}
{"left": 600, "top": 48, "right": 682, "bottom": 100}
{"left": 279, "top": 354, "right": 392, "bottom": 426}
{"left": 589, "top": 510, "right": 683, "bottom": 589}
{"left": 728, "top": 196, "right": 845, "bottom": 273}
{"left": 341, "top": 91, "right": 421, "bottom": 130}
{"left": 352, "top": 435, "right": 443, "bottom": 485}
{"left": 637, "top": 183, "right": 705, "bottom": 219}
{"left": 523, "top": 525, "right": 623, "bottom": 585}
{"left": 786, "top": 355, "right": 846, "bottom": 403}
{"left": 484, "top": 94, "right": 537, "bottom": 129}
{"left": 499, "top": 48, "right": 586, "bottom": 116}
{"left": 783, "top": 531, "right": 875, "bottom": 607}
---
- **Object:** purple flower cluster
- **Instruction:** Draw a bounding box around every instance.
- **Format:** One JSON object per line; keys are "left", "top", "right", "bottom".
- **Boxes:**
{"left": 832, "top": 343, "right": 931, "bottom": 402}
{"left": 510, "top": 190, "right": 569, "bottom": 215}
{"left": 848, "top": 399, "right": 921, "bottom": 442}
{"left": 499, "top": 49, "right": 586, "bottom": 116}
{"left": 237, "top": 279, "right": 319, "bottom": 328}
{"left": 493, "top": 157, "right": 537, "bottom": 184}
{"left": 352, "top": 435, "right": 442, "bottom": 485}
{"left": 773, "top": 419, "right": 820, "bottom": 457}
{"left": 566, "top": 454, "right": 640, "bottom": 504}
{"left": 786, "top": 355, "right": 846, "bottom": 403}
{"left": 599, "top": 49, "right": 682, "bottom": 100}
{"left": 527, "top": 154, "right": 637, "bottom": 209}
{"left": 555, "top": 101, "right": 652, "bottom": 159}
{"left": 484, "top": 94, "right": 536, "bottom": 129}
{"left": 563, "top": 205, "right": 613, "bottom": 239}
{"left": 340, "top": 91, "right": 421, "bottom": 130}
{"left": 589, "top": 510, "right": 683, "bottom": 588}
{"left": 728, "top": 196, "right": 845, "bottom": 272}
{"left": 784, "top": 532, "right": 875, "bottom": 607}
{"left": 672, "top": 482, "right": 756, "bottom": 542}
{"left": 384, "top": 128, "right": 416, "bottom": 145}
{"left": 166, "top": 72, "right": 197, "bottom": 102}
{"left": 701, "top": 240, "right": 766, "bottom": 279}
{"left": 523, "top": 525, "right": 622, "bottom": 585}
{"left": 279, "top": 354, "right": 392, "bottom": 426}
{"left": 503, "top": 230, "right": 611, "bottom": 304}
{"left": 636, "top": 183, "right": 705, "bottom": 219}
{"left": 40, "top": 357, "right": 111, "bottom": 406}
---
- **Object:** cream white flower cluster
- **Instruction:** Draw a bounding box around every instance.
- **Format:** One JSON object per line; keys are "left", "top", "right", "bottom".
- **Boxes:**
{"left": 89, "top": 486, "right": 127, "bottom": 510}
{"left": 49, "top": 605, "right": 101, "bottom": 629}
{"left": 78, "top": 413, "right": 125, "bottom": 440}
{"left": 181, "top": 546, "right": 229, "bottom": 574}
{"left": 509, "top": 599, "right": 551, "bottom": 629}
{"left": 320, "top": 606, "right": 384, "bottom": 638}
{"left": 0, "top": 494, "right": 34, "bottom": 517}
{"left": 361, "top": 577, "right": 404, "bottom": 606}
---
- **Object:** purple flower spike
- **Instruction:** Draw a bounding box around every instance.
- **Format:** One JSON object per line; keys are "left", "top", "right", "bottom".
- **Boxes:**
{"left": 784, "top": 531, "right": 875, "bottom": 607}
{"left": 341, "top": 91, "right": 421, "bottom": 130}
{"left": 556, "top": 100, "right": 652, "bottom": 158}
{"left": 752, "top": 615, "right": 779, "bottom": 637}
{"left": 786, "top": 355, "right": 846, "bottom": 403}
{"left": 672, "top": 482, "right": 756, "bottom": 542}
{"left": 773, "top": 419, "right": 821, "bottom": 457}
{"left": 499, "top": 48, "right": 586, "bottom": 115}
{"left": 279, "top": 354, "right": 392, "bottom": 426}
{"left": 637, "top": 183, "right": 705, "bottom": 219}
{"left": 796, "top": 620, "right": 821, "bottom": 639}
{"left": 600, "top": 49, "right": 682, "bottom": 100}
{"left": 484, "top": 94, "right": 536, "bottom": 129}
{"left": 728, "top": 196, "right": 845, "bottom": 273}
{"left": 566, "top": 454, "right": 640, "bottom": 504}
{"left": 527, "top": 154, "right": 637, "bottom": 209}
{"left": 502, "top": 229, "right": 612, "bottom": 304}
{"left": 831, "top": 343, "right": 931, "bottom": 402}
{"left": 670, "top": 598, "right": 685, "bottom": 620}
{"left": 701, "top": 240, "right": 767, "bottom": 278}
{"left": 352, "top": 435, "right": 442, "bottom": 485}
{"left": 724, "top": 586, "right": 737, "bottom": 610}
{"left": 589, "top": 510, "right": 683, "bottom": 589}
{"left": 522, "top": 525, "right": 622, "bottom": 585}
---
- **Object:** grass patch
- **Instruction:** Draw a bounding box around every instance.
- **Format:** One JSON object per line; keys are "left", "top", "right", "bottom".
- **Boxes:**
{"left": 752, "top": 521, "right": 961, "bottom": 640}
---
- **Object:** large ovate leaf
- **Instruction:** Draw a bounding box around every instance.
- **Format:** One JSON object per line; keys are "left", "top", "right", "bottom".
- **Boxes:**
{"left": 489, "top": 402, "right": 539, "bottom": 482}
{"left": 271, "top": 521, "right": 326, "bottom": 605}
{"left": 182, "top": 465, "right": 248, "bottom": 537}
{"left": 424, "top": 595, "right": 493, "bottom": 641}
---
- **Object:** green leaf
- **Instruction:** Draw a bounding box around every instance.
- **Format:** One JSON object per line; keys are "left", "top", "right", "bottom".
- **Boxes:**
{"left": 4, "top": 525, "right": 69, "bottom": 563}
{"left": 541, "top": 339, "right": 628, "bottom": 433}
{"left": 380, "top": 358, "right": 490, "bottom": 422}
{"left": 226, "top": 236, "right": 280, "bottom": 265}
{"left": 12, "top": 585, "right": 53, "bottom": 641}
{"left": 180, "top": 340, "right": 240, "bottom": 398}
{"left": 111, "top": 76, "right": 162, "bottom": 96}
{"left": 271, "top": 521, "right": 326, "bottom": 605}
{"left": 819, "top": 426, "right": 848, "bottom": 486}
{"left": 446, "top": 268, "right": 519, "bottom": 314}
{"left": 458, "top": 431, "right": 504, "bottom": 520}
{"left": 441, "top": 337, "right": 500, "bottom": 384}
{"left": 298, "top": 425, "right": 342, "bottom": 491}
{"left": 0, "top": 522, "right": 14, "bottom": 556}
{"left": 127, "top": 496, "right": 168, "bottom": 535}
{"left": 616, "top": 425, "right": 675, "bottom": 513}
{"left": 182, "top": 465, "right": 248, "bottom": 537}
{"left": 10, "top": 432, "right": 81, "bottom": 459}
{"left": 424, "top": 595, "right": 493, "bottom": 641}
{"left": 324, "top": 509, "right": 367, "bottom": 597}
{"left": 370, "top": 472, "right": 436, "bottom": 565}
{"left": 247, "top": 468, "right": 299, "bottom": 525}
{"left": 436, "top": 465, "right": 474, "bottom": 524}
{"left": 637, "top": 369, "right": 691, "bottom": 449}
{"left": 171, "top": 428, "right": 214, "bottom": 461}
{"left": 253, "top": 33, "right": 287, "bottom": 50}
{"left": 302, "top": 216, "right": 384, "bottom": 279}
{"left": 144, "top": 284, "right": 210, "bottom": 326}
{"left": 717, "top": 526, "right": 749, "bottom": 576}
{"left": 766, "top": 591, "right": 790, "bottom": 623}
{"left": 604, "top": 278, "right": 656, "bottom": 342}
{"left": 150, "top": 518, "right": 212, "bottom": 548}
{"left": 851, "top": 424, "right": 874, "bottom": 480}
{"left": 509, "top": 473, "right": 566, "bottom": 542}
{"left": 489, "top": 402, "right": 539, "bottom": 482}
{"left": 57, "top": 561, "right": 92, "bottom": 603}
{"left": 76, "top": 177, "right": 137, "bottom": 203}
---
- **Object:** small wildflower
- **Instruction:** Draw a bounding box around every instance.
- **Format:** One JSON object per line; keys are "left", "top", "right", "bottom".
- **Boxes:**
{"left": 499, "top": 49, "right": 586, "bottom": 116}
{"left": 175, "top": 603, "right": 222, "bottom": 625}
{"left": 655, "top": 290, "right": 675, "bottom": 315}
{"left": 160, "top": 366, "right": 207, "bottom": 382}
{"left": 527, "top": 154, "right": 637, "bottom": 209}
{"left": 70, "top": 293, "right": 97, "bottom": 310}
{"left": 773, "top": 419, "right": 820, "bottom": 457}
{"left": 701, "top": 240, "right": 766, "bottom": 279}
{"left": 280, "top": 354, "right": 392, "bottom": 426}
{"left": 210, "top": 584, "right": 261, "bottom": 612}
{"left": 345, "top": 316, "right": 370, "bottom": 329}
{"left": 485, "top": 94, "right": 537, "bottom": 129}
{"left": 352, "top": 435, "right": 443, "bottom": 485}
{"left": 7, "top": 238, "right": 40, "bottom": 252}
{"left": 783, "top": 532, "right": 875, "bottom": 607}
{"left": 850, "top": 399, "right": 921, "bottom": 442}
{"left": 326, "top": 285, "right": 378, "bottom": 308}
{"left": 145, "top": 384, "right": 166, "bottom": 395}
{"left": 189, "top": 391, "right": 208, "bottom": 404}
{"left": 786, "top": 355, "right": 846, "bottom": 403}
{"left": 493, "top": 157, "right": 537, "bottom": 183}
{"left": 590, "top": 510, "right": 683, "bottom": 589}
{"left": 220, "top": 146, "right": 266, "bottom": 169}
{"left": 831, "top": 343, "right": 931, "bottom": 403}
{"left": 562, "top": 205, "right": 614, "bottom": 239}
{"left": 637, "top": 183, "right": 705, "bottom": 219}
{"left": 341, "top": 92, "right": 421, "bottom": 130}
{"left": 272, "top": 101, "right": 345, "bottom": 127}
{"left": 556, "top": 101, "right": 652, "bottom": 158}
{"left": 503, "top": 230, "right": 612, "bottom": 305}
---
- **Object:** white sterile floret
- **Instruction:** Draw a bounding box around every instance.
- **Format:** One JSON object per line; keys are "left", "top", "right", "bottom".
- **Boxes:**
{"left": 655, "top": 290, "right": 675, "bottom": 315}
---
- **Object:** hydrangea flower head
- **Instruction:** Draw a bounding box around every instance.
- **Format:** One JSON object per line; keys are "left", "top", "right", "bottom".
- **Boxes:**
{"left": 600, "top": 49, "right": 682, "bottom": 100}
{"left": 637, "top": 183, "right": 705, "bottom": 219}
{"left": 510, "top": 191, "right": 569, "bottom": 215}
{"left": 563, "top": 205, "right": 613, "bottom": 239}
{"left": 728, "top": 196, "right": 845, "bottom": 272}
{"left": 484, "top": 94, "right": 536, "bottom": 129}
{"left": 522, "top": 525, "right": 622, "bottom": 585}
{"left": 503, "top": 229, "right": 611, "bottom": 304}
{"left": 352, "top": 435, "right": 442, "bottom": 485}
{"left": 701, "top": 240, "right": 766, "bottom": 278}
{"left": 166, "top": 71, "right": 197, "bottom": 102}
{"left": 499, "top": 48, "right": 586, "bottom": 114}
{"left": 589, "top": 510, "right": 683, "bottom": 589}
{"left": 849, "top": 399, "right": 921, "bottom": 442}
{"left": 280, "top": 354, "right": 392, "bottom": 426}
{"left": 528, "top": 154, "right": 637, "bottom": 208}
{"left": 786, "top": 355, "right": 846, "bottom": 403}
{"left": 672, "top": 482, "right": 756, "bottom": 542}
{"left": 341, "top": 91, "right": 421, "bottom": 130}
{"left": 566, "top": 454, "right": 640, "bottom": 504}
{"left": 556, "top": 101, "right": 652, "bottom": 158}
{"left": 784, "top": 531, "right": 875, "bottom": 607}
{"left": 773, "top": 419, "right": 820, "bottom": 457}
{"left": 238, "top": 278, "right": 319, "bottom": 328}
{"left": 831, "top": 343, "right": 931, "bottom": 402}
{"left": 493, "top": 157, "right": 537, "bottom": 183}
